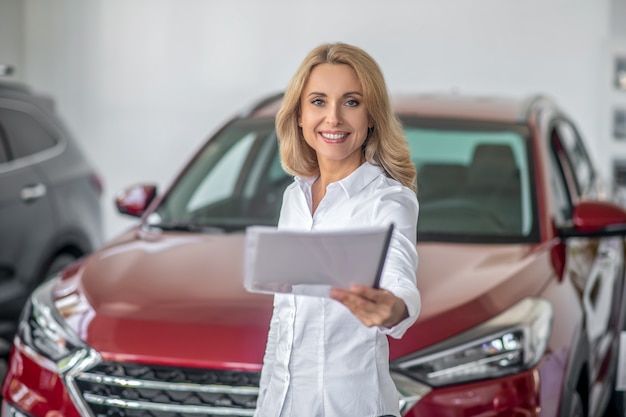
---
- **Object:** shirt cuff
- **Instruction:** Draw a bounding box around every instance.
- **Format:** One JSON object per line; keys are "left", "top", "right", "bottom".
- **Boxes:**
{"left": 378, "top": 286, "right": 421, "bottom": 339}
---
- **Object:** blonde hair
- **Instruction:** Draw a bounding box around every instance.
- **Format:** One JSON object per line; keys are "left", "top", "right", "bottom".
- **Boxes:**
{"left": 275, "top": 42, "right": 417, "bottom": 192}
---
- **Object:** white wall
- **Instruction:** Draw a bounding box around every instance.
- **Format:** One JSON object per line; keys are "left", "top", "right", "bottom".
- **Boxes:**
{"left": 605, "top": 0, "right": 626, "bottom": 186}
{"left": 0, "top": 0, "right": 23, "bottom": 79}
{"left": 2, "top": 0, "right": 617, "bottom": 239}
{"left": 611, "top": 0, "right": 626, "bottom": 36}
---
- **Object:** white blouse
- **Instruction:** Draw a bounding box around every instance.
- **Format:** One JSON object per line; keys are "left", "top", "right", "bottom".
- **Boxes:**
{"left": 254, "top": 162, "right": 420, "bottom": 417}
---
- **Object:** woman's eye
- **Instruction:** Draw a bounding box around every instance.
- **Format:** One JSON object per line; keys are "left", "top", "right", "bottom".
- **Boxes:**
{"left": 311, "top": 98, "right": 324, "bottom": 106}
{"left": 345, "top": 99, "right": 359, "bottom": 107}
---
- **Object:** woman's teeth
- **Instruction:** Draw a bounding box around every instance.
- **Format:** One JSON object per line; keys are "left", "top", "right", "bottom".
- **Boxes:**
{"left": 321, "top": 133, "right": 347, "bottom": 140}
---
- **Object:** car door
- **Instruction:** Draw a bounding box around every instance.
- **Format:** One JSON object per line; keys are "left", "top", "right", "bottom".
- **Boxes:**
{"left": 550, "top": 118, "right": 625, "bottom": 415}
{"left": 0, "top": 101, "right": 57, "bottom": 321}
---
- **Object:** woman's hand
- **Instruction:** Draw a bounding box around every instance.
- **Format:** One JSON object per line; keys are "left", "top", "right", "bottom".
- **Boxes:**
{"left": 330, "top": 285, "right": 408, "bottom": 328}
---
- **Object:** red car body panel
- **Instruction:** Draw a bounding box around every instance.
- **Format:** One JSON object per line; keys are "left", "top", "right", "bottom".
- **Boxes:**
{"left": 60, "top": 230, "right": 273, "bottom": 370}
{"left": 3, "top": 341, "right": 82, "bottom": 417}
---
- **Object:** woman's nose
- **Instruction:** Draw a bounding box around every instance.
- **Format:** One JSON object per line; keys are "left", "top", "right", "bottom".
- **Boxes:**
{"left": 325, "top": 104, "right": 342, "bottom": 126}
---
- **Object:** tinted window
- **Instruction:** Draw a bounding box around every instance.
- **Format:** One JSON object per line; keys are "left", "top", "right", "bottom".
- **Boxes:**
{"left": 553, "top": 120, "right": 593, "bottom": 196}
{"left": 187, "top": 133, "right": 257, "bottom": 212}
{"left": 549, "top": 152, "right": 573, "bottom": 223}
{"left": 149, "top": 117, "right": 538, "bottom": 243}
{"left": 150, "top": 118, "right": 290, "bottom": 231}
{"left": 0, "top": 108, "right": 57, "bottom": 158}
{"left": 0, "top": 124, "right": 9, "bottom": 164}
{"left": 403, "top": 119, "right": 535, "bottom": 241}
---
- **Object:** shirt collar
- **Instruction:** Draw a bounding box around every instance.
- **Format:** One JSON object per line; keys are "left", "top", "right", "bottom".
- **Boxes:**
{"left": 294, "top": 162, "right": 385, "bottom": 198}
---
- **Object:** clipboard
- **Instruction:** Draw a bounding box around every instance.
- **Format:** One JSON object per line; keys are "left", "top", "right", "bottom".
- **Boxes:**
{"left": 244, "top": 224, "right": 394, "bottom": 297}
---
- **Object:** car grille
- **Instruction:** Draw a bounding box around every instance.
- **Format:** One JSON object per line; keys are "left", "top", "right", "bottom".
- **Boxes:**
{"left": 73, "top": 361, "right": 260, "bottom": 417}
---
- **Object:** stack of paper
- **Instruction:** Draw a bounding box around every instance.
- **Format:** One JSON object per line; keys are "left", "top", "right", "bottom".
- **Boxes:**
{"left": 244, "top": 224, "right": 394, "bottom": 297}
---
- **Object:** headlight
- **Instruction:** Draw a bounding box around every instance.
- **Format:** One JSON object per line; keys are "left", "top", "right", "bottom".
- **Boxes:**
{"left": 17, "top": 277, "right": 86, "bottom": 368}
{"left": 392, "top": 297, "right": 552, "bottom": 387}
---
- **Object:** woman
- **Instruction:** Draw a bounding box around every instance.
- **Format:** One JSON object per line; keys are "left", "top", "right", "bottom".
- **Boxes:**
{"left": 255, "top": 42, "right": 420, "bottom": 417}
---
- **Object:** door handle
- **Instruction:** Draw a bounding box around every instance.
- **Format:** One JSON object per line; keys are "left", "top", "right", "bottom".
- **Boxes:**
{"left": 21, "top": 183, "right": 47, "bottom": 203}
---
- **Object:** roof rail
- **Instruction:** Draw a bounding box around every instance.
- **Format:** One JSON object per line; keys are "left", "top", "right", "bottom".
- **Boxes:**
{"left": 518, "top": 94, "right": 553, "bottom": 121}
{"left": 238, "top": 92, "right": 284, "bottom": 118}
{"left": 0, "top": 65, "right": 14, "bottom": 77}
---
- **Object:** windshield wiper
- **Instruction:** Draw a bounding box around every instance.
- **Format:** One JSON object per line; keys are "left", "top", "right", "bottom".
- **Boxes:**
{"left": 147, "top": 221, "right": 226, "bottom": 234}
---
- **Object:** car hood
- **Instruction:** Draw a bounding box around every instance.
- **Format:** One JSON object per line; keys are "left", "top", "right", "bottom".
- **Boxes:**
{"left": 55, "top": 228, "right": 273, "bottom": 371}
{"left": 54, "top": 229, "right": 551, "bottom": 368}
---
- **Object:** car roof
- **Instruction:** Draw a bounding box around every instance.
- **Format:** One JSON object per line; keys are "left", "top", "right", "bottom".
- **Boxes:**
{"left": 0, "top": 80, "right": 56, "bottom": 114}
{"left": 243, "top": 91, "right": 556, "bottom": 124}
{"left": 391, "top": 93, "right": 543, "bottom": 123}
{"left": 0, "top": 80, "right": 33, "bottom": 95}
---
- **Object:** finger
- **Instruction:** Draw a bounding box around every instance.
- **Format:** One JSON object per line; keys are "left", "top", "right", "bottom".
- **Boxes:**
{"left": 330, "top": 288, "right": 369, "bottom": 310}
{"left": 332, "top": 287, "right": 393, "bottom": 315}
{"left": 329, "top": 287, "right": 351, "bottom": 303}
{"left": 346, "top": 284, "right": 373, "bottom": 299}
{"left": 330, "top": 288, "right": 392, "bottom": 327}
{"left": 349, "top": 284, "right": 392, "bottom": 302}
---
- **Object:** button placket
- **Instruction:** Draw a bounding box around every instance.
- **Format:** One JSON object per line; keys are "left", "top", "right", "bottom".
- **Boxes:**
{"left": 283, "top": 297, "right": 295, "bottom": 367}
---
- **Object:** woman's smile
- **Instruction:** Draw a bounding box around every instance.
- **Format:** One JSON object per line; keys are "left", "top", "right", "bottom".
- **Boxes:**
{"left": 320, "top": 131, "right": 349, "bottom": 142}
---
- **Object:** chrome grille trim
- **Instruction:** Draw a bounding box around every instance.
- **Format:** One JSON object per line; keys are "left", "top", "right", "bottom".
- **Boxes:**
{"left": 63, "top": 348, "right": 104, "bottom": 417}
{"left": 76, "top": 372, "right": 259, "bottom": 395}
{"left": 83, "top": 393, "right": 256, "bottom": 416}
{"left": 68, "top": 359, "right": 261, "bottom": 417}
{"left": 62, "top": 357, "right": 426, "bottom": 416}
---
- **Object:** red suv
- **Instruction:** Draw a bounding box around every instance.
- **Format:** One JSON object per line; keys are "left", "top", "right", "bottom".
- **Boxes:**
{"left": 3, "top": 93, "right": 626, "bottom": 417}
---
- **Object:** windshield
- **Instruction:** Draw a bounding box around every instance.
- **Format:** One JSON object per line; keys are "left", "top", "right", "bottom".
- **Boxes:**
{"left": 148, "top": 117, "right": 538, "bottom": 243}
{"left": 148, "top": 118, "right": 289, "bottom": 232}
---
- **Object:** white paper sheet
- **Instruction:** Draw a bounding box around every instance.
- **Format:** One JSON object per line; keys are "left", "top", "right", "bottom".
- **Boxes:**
{"left": 244, "top": 224, "right": 394, "bottom": 297}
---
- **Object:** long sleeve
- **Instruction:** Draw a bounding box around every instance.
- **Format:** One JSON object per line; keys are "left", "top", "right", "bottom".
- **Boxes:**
{"left": 374, "top": 186, "right": 420, "bottom": 339}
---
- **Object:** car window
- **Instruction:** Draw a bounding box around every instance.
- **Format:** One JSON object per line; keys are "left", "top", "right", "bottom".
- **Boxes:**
{"left": 404, "top": 119, "right": 535, "bottom": 241}
{"left": 152, "top": 119, "right": 291, "bottom": 230}
{"left": 0, "top": 125, "right": 9, "bottom": 164}
{"left": 151, "top": 117, "right": 538, "bottom": 242}
{"left": 0, "top": 107, "right": 57, "bottom": 159}
{"left": 552, "top": 120, "right": 593, "bottom": 197}
{"left": 187, "top": 132, "right": 256, "bottom": 212}
{"left": 549, "top": 151, "right": 573, "bottom": 223}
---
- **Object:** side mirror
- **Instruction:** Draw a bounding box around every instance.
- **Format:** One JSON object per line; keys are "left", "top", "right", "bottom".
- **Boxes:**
{"left": 558, "top": 200, "right": 626, "bottom": 238}
{"left": 115, "top": 184, "right": 158, "bottom": 218}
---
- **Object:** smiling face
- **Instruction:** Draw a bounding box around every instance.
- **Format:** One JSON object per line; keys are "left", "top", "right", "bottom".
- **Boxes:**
{"left": 299, "top": 63, "right": 371, "bottom": 178}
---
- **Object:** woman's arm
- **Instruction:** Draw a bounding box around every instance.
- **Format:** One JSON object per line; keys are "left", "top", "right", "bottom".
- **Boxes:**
{"left": 330, "top": 186, "right": 420, "bottom": 338}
